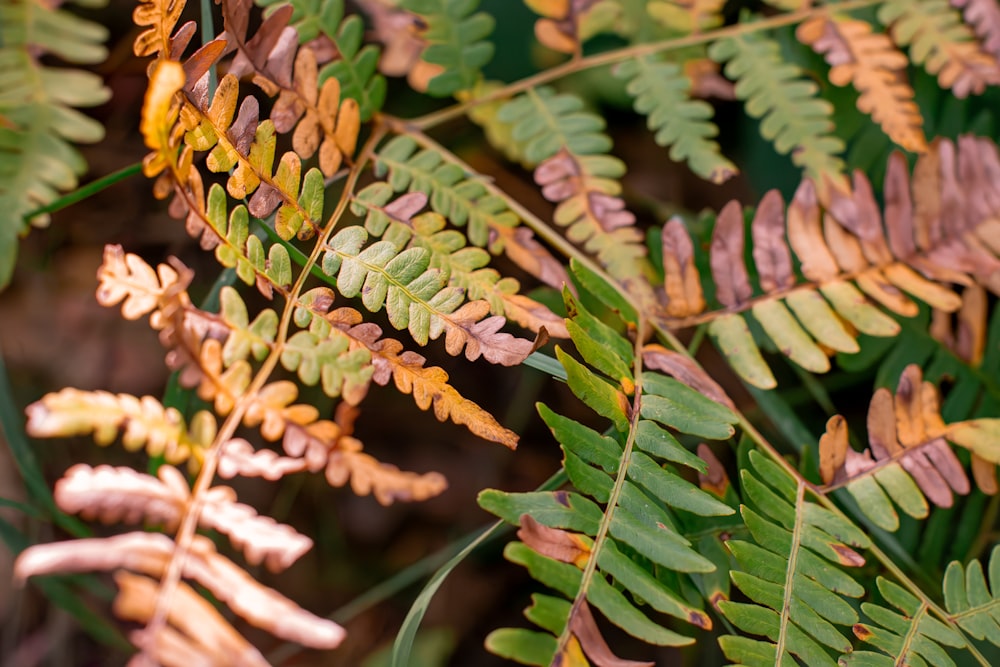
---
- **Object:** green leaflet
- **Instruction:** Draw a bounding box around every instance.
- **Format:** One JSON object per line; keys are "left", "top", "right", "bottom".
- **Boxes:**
{"left": 496, "top": 87, "right": 616, "bottom": 167}
{"left": 374, "top": 136, "right": 518, "bottom": 247}
{"left": 942, "top": 545, "right": 1000, "bottom": 646}
{"left": 709, "top": 30, "right": 845, "bottom": 186}
{"left": 401, "top": 0, "right": 495, "bottom": 97}
{"left": 0, "top": 0, "right": 110, "bottom": 288}
{"left": 614, "top": 55, "right": 737, "bottom": 184}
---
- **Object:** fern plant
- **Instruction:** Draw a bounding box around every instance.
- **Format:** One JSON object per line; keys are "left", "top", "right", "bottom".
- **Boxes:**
{"left": 5, "top": 0, "right": 1000, "bottom": 665}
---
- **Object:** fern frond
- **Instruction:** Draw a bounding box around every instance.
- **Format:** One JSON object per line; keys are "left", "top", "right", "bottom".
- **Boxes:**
{"left": 0, "top": 0, "right": 109, "bottom": 286}
{"left": 654, "top": 136, "right": 1000, "bottom": 389}
{"left": 525, "top": 0, "right": 616, "bottom": 55}
{"left": 941, "top": 544, "right": 1000, "bottom": 646}
{"left": 878, "top": 0, "right": 1000, "bottom": 98}
{"left": 480, "top": 288, "right": 739, "bottom": 664}
{"left": 709, "top": 29, "right": 846, "bottom": 194}
{"left": 719, "top": 451, "right": 871, "bottom": 667}
{"left": 797, "top": 15, "right": 928, "bottom": 154}
{"left": 399, "top": 0, "right": 494, "bottom": 97}
{"left": 951, "top": 0, "right": 1000, "bottom": 60}
{"left": 318, "top": 13, "right": 388, "bottom": 121}
{"left": 818, "top": 364, "right": 996, "bottom": 532}
{"left": 849, "top": 575, "right": 967, "bottom": 665}
{"left": 15, "top": 533, "right": 346, "bottom": 650}
{"left": 351, "top": 181, "right": 568, "bottom": 336}
{"left": 613, "top": 55, "right": 737, "bottom": 184}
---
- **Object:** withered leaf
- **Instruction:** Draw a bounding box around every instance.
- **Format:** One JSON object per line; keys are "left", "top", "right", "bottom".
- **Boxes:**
{"left": 661, "top": 217, "right": 705, "bottom": 317}
{"left": 568, "top": 599, "right": 655, "bottom": 667}
{"left": 710, "top": 200, "right": 752, "bottom": 308}
{"left": 750, "top": 190, "right": 793, "bottom": 293}
{"left": 517, "top": 514, "right": 591, "bottom": 567}
{"left": 641, "top": 344, "right": 735, "bottom": 410}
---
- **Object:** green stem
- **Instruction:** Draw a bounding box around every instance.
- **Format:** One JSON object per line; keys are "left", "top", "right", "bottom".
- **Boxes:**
{"left": 22, "top": 162, "right": 143, "bottom": 220}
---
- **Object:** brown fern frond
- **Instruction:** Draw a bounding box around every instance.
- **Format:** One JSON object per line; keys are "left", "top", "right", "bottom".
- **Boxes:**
{"left": 656, "top": 136, "right": 999, "bottom": 388}
{"left": 55, "top": 464, "right": 312, "bottom": 572}
{"left": 534, "top": 148, "right": 646, "bottom": 279}
{"left": 817, "top": 365, "right": 999, "bottom": 533}
{"left": 526, "top": 0, "right": 604, "bottom": 55}
{"left": 14, "top": 533, "right": 346, "bottom": 649}
{"left": 879, "top": 0, "right": 1000, "bottom": 97}
{"left": 951, "top": 0, "right": 1000, "bottom": 59}
{"left": 113, "top": 571, "right": 270, "bottom": 667}
{"left": 798, "top": 15, "right": 928, "bottom": 153}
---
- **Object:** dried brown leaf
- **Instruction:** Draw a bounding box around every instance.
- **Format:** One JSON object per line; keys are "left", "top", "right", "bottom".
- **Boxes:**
{"left": 491, "top": 225, "right": 571, "bottom": 290}
{"left": 443, "top": 300, "right": 536, "bottom": 365}
{"left": 517, "top": 514, "right": 591, "bottom": 567}
{"left": 955, "top": 283, "right": 987, "bottom": 364}
{"left": 114, "top": 572, "right": 269, "bottom": 667}
{"left": 217, "top": 438, "right": 308, "bottom": 480}
{"left": 641, "top": 344, "right": 735, "bottom": 410}
{"left": 819, "top": 414, "right": 849, "bottom": 485}
{"left": 787, "top": 179, "right": 839, "bottom": 281}
{"left": 696, "top": 443, "right": 731, "bottom": 497}
{"left": 798, "top": 16, "right": 927, "bottom": 153}
{"left": 661, "top": 217, "right": 705, "bottom": 317}
{"left": 710, "top": 200, "right": 752, "bottom": 308}
{"left": 569, "top": 599, "right": 655, "bottom": 667}
{"left": 751, "top": 190, "right": 794, "bottom": 292}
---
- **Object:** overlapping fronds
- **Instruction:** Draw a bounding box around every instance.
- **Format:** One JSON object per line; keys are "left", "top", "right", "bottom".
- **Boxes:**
{"left": 951, "top": 0, "right": 1000, "bottom": 60}
{"left": 0, "top": 0, "right": 110, "bottom": 287}
{"left": 524, "top": 0, "right": 617, "bottom": 55}
{"left": 798, "top": 15, "right": 928, "bottom": 154}
{"left": 652, "top": 136, "right": 1000, "bottom": 390}
{"left": 614, "top": 55, "right": 737, "bottom": 183}
{"left": 718, "top": 450, "right": 872, "bottom": 666}
{"left": 819, "top": 364, "right": 997, "bottom": 531}
{"left": 373, "top": 134, "right": 571, "bottom": 291}
{"left": 497, "top": 87, "right": 648, "bottom": 281}
{"left": 709, "top": 30, "right": 846, "bottom": 194}
{"left": 479, "top": 285, "right": 740, "bottom": 664}
{"left": 397, "top": 0, "right": 494, "bottom": 96}
{"left": 878, "top": 0, "right": 1000, "bottom": 97}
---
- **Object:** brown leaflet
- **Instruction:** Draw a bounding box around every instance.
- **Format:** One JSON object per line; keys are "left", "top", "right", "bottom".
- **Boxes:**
{"left": 133, "top": 0, "right": 188, "bottom": 58}
{"left": 501, "top": 293, "right": 571, "bottom": 338}
{"left": 443, "top": 300, "right": 536, "bottom": 365}
{"left": 528, "top": 0, "right": 602, "bottom": 55}
{"left": 491, "top": 225, "right": 571, "bottom": 290}
{"left": 955, "top": 284, "right": 987, "bottom": 365}
{"left": 517, "top": 514, "right": 591, "bottom": 567}
{"left": 819, "top": 414, "right": 849, "bottom": 485}
{"left": 787, "top": 179, "right": 839, "bottom": 281}
{"left": 957, "top": 135, "right": 1000, "bottom": 223}
{"left": 696, "top": 443, "right": 731, "bottom": 497}
{"left": 569, "top": 599, "right": 655, "bottom": 667}
{"left": 217, "top": 438, "right": 309, "bottom": 480}
{"left": 884, "top": 151, "right": 916, "bottom": 259}
{"left": 225, "top": 4, "right": 296, "bottom": 86}
{"left": 661, "top": 217, "right": 706, "bottom": 317}
{"left": 971, "top": 454, "right": 999, "bottom": 494}
{"left": 867, "top": 387, "right": 902, "bottom": 461}
{"left": 710, "top": 200, "right": 752, "bottom": 308}
{"left": 822, "top": 211, "right": 867, "bottom": 273}
{"left": 930, "top": 307, "right": 955, "bottom": 349}
{"left": 912, "top": 140, "right": 944, "bottom": 251}
{"left": 641, "top": 344, "right": 735, "bottom": 410}
{"left": 324, "top": 310, "right": 520, "bottom": 447}
{"left": 750, "top": 190, "right": 794, "bottom": 293}
{"left": 844, "top": 171, "right": 894, "bottom": 266}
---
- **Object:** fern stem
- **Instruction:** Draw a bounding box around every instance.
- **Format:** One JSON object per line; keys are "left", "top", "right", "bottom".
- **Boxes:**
{"left": 143, "top": 122, "right": 389, "bottom": 647}
{"left": 22, "top": 162, "right": 143, "bottom": 220}
{"left": 553, "top": 319, "right": 651, "bottom": 659}
{"left": 407, "top": 0, "right": 883, "bottom": 132}
{"left": 775, "top": 481, "right": 806, "bottom": 661}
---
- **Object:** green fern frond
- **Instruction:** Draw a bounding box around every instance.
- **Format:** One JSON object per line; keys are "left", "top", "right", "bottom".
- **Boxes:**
{"left": 0, "top": 0, "right": 110, "bottom": 287}
{"left": 719, "top": 451, "right": 871, "bottom": 667}
{"left": 942, "top": 545, "right": 1000, "bottom": 647}
{"left": 849, "top": 576, "right": 967, "bottom": 666}
{"left": 479, "top": 286, "right": 739, "bottom": 664}
{"left": 401, "top": 0, "right": 495, "bottom": 97}
{"left": 709, "top": 29, "right": 846, "bottom": 192}
{"left": 374, "top": 135, "right": 518, "bottom": 247}
{"left": 614, "top": 55, "right": 737, "bottom": 184}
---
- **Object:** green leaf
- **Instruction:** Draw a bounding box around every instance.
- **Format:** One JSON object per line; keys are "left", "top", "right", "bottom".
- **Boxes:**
{"left": 708, "top": 314, "right": 777, "bottom": 389}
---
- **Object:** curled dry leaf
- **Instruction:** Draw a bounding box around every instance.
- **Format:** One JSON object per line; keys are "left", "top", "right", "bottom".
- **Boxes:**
{"left": 568, "top": 599, "right": 655, "bottom": 667}
{"left": 641, "top": 344, "right": 735, "bottom": 410}
{"left": 696, "top": 443, "right": 731, "bottom": 497}
{"left": 15, "top": 532, "right": 346, "bottom": 649}
{"left": 517, "top": 514, "right": 591, "bottom": 567}
{"left": 114, "top": 571, "right": 269, "bottom": 667}
{"left": 54, "top": 464, "right": 313, "bottom": 572}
